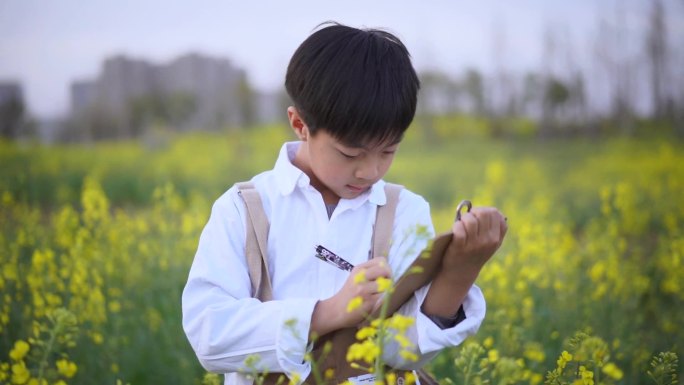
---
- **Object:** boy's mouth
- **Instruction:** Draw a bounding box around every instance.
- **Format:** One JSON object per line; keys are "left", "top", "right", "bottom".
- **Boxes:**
{"left": 346, "top": 184, "right": 368, "bottom": 193}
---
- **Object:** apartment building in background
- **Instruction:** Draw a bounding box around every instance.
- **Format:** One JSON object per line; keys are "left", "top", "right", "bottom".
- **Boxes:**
{"left": 70, "top": 53, "right": 282, "bottom": 135}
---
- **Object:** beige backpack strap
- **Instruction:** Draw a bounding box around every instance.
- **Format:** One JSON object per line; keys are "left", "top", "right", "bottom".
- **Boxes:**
{"left": 372, "top": 183, "right": 403, "bottom": 259}
{"left": 236, "top": 182, "right": 273, "bottom": 301}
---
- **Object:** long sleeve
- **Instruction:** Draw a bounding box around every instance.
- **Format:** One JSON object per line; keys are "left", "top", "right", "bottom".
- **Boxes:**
{"left": 181, "top": 188, "right": 316, "bottom": 378}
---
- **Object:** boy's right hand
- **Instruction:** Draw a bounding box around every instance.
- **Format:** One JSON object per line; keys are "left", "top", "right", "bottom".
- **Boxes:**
{"left": 310, "top": 257, "right": 392, "bottom": 337}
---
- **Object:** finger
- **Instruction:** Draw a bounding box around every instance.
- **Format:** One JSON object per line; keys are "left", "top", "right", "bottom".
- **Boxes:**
{"left": 370, "top": 256, "right": 389, "bottom": 270}
{"left": 500, "top": 212, "right": 508, "bottom": 239}
{"left": 366, "top": 281, "right": 387, "bottom": 296}
{"left": 351, "top": 258, "right": 379, "bottom": 280}
{"left": 470, "top": 208, "right": 492, "bottom": 237}
{"left": 451, "top": 219, "right": 467, "bottom": 247}
{"left": 363, "top": 262, "right": 392, "bottom": 281}
{"left": 356, "top": 256, "right": 388, "bottom": 269}
{"left": 481, "top": 209, "right": 505, "bottom": 236}
{"left": 460, "top": 211, "right": 479, "bottom": 244}
{"left": 355, "top": 281, "right": 387, "bottom": 298}
{"left": 484, "top": 209, "right": 501, "bottom": 237}
{"left": 350, "top": 267, "right": 367, "bottom": 285}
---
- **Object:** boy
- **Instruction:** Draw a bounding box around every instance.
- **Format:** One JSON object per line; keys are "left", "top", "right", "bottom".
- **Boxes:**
{"left": 182, "top": 23, "right": 507, "bottom": 385}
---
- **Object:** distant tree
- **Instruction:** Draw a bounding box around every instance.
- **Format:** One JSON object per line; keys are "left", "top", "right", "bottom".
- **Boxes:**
{"left": 646, "top": 0, "right": 669, "bottom": 120}
{"left": 165, "top": 92, "right": 196, "bottom": 127}
{"left": 419, "top": 71, "right": 460, "bottom": 116}
{"left": 489, "top": 20, "right": 514, "bottom": 137}
{"left": 541, "top": 77, "right": 570, "bottom": 135}
{"left": 60, "top": 104, "right": 123, "bottom": 142}
{"left": 236, "top": 75, "right": 256, "bottom": 128}
{"left": 538, "top": 26, "right": 558, "bottom": 138}
{"left": 0, "top": 96, "right": 25, "bottom": 139}
{"left": 129, "top": 92, "right": 196, "bottom": 135}
{"left": 595, "top": 5, "right": 639, "bottom": 136}
{"left": 463, "top": 69, "right": 486, "bottom": 117}
{"left": 416, "top": 71, "right": 439, "bottom": 143}
{"left": 568, "top": 72, "right": 591, "bottom": 137}
{"left": 521, "top": 72, "right": 542, "bottom": 119}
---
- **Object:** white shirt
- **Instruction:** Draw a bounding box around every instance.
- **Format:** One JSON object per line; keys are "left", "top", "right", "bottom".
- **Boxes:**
{"left": 182, "top": 142, "right": 486, "bottom": 385}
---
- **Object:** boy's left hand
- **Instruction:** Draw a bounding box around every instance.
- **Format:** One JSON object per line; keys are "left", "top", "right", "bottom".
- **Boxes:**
{"left": 442, "top": 206, "right": 508, "bottom": 275}
{"left": 422, "top": 206, "right": 507, "bottom": 317}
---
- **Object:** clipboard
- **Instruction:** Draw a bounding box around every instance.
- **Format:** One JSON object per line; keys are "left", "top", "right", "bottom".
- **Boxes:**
{"left": 369, "top": 200, "right": 472, "bottom": 318}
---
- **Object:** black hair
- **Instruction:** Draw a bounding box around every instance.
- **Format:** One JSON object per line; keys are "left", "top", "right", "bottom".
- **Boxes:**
{"left": 285, "top": 22, "right": 420, "bottom": 147}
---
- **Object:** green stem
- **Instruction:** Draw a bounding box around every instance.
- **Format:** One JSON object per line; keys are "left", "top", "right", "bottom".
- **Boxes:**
{"left": 37, "top": 321, "right": 61, "bottom": 380}
{"left": 310, "top": 354, "right": 323, "bottom": 385}
{"left": 463, "top": 353, "right": 475, "bottom": 385}
{"left": 374, "top": 291, "right": 392, "bottom": 382}
{"left": 594, "top": 364, "right": 600, "bottom": 385}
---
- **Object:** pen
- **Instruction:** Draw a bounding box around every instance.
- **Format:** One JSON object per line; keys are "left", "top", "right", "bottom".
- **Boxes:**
{"left": 314, "top": 245, "right": 354, "bottom": 272}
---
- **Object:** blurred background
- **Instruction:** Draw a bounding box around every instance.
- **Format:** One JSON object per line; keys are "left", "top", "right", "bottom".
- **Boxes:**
{"left": 1, "top": 0, "right": 683, "bottom": 141}
{"left": 1, "top": 1, "right": 683, "bottom": 385}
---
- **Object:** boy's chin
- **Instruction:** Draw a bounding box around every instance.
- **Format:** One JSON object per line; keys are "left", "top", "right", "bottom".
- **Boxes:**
{"left": 339, "top": 185, "right": 370, "bottom": 198}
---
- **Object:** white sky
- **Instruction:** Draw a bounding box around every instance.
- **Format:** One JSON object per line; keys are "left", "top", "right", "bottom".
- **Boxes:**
{"left": 0, "top": 0, "right": 680, "bottom": 119}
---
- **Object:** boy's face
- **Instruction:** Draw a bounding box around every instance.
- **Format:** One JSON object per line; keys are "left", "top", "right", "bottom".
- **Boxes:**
{"left": 288, "top": 107, "right": 399, "bottom": 204}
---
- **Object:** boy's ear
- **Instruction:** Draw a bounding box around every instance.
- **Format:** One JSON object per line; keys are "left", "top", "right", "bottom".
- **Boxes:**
{"left": 287, "top": 106, "right": 309, "bottom": 141}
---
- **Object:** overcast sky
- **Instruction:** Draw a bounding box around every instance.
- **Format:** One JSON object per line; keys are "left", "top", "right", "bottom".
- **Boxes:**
{"left": 0, "top": 0, "right": 679, "bottom": 119}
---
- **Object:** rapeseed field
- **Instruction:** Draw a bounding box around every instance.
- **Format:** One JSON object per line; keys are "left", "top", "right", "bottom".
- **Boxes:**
{"left": 1, "top": 122, "right": 682, "bottom": 384}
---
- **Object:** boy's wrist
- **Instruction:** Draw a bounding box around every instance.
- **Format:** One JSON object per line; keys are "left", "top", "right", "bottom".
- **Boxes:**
{"left": 310, "top": 297, "right": 349, "bottom": 339}
{"left": 422, "top": 266, "right": 479, "bottom": 317}
{"left": 439, "top": 259, "right": 482, "bottom": 282}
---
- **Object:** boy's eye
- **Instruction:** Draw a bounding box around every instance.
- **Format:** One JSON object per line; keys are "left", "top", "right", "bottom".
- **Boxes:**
{"left": 340, "top": 151, "right": 358, "bottom": 159}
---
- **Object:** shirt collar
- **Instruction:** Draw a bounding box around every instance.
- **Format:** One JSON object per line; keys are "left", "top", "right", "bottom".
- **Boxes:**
{"left": 274, "top": 141, "right": 309, "bottom": 196}
{"left": 273, "top": 141, "right": 388, "bottom": 207}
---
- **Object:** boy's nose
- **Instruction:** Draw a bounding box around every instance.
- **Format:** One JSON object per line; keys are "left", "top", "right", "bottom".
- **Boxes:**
{"left": 355, "top": 159, "right": 379, "bottom": 180}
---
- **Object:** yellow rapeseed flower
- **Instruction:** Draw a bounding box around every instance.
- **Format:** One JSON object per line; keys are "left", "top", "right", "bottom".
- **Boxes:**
{"left": 56, "top": 359, "right": 78, "bottom": 378}
{"left": 376, "top": 277, "right": 392, "bottom": 293}
{"left": 557, "top": 350, "right": 572, "bottom": 369}
{"left": 530, "top": 373, "right": 544, "bottom": 385}
{"left": 602, "top": 363, "right": 624, "bottom": 380}
{"left": 523, "top": 345, "right": 545, "bottom": 362}
{"left": 404, "top": 371, "right": 416, "bottom": 385}
{"left": 483, "top": 336, "right": 494, "bottom": 349}
{"left": 356, "top": 326, "right": 377, "bottom": 340}
{"left": 394, "top": 334, "right": 413, "bottom": 349}
{"left": 346, "top": 340, "right": 380, "bottom": 364}
{"left": 385, "top": 372, "right": 396, "bottom": 385}
{"left": 354, "top": 271, "right": 366, "bottom": 284}
{"left": 399, "top": 350, "right": 418, "bottom": 362}
{"left": 11, "top": 362, "right": 30, "bottom": 384}
{"left": 386, "top": 314, "right": 414, "bottom": 333}
{"left": 92, "top": 332, "right": 104, "bottom": 345}
{"left": 108, "top": 300, "right": 122, "bottom": 313}
{"left": 578, "top": 366, "right": 594, "bottom": 385}
{"left": 9, "top": 340, "right": 30, "bottom": 361}
{"left": 287, "top": 372, "right": 301, "bottom": 385}
{"left": 347, "top": 296, "right": 363, "bottom": 313}
{"left": 487, "top": 349, "right": 499, "bottom": 363}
